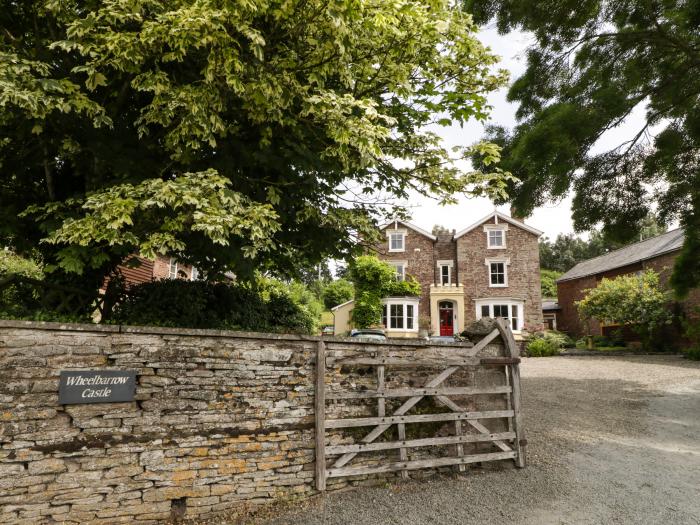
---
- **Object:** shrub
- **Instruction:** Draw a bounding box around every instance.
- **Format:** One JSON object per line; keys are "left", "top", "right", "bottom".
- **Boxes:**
{"left": 527, "top": 337, "right": 560, "bottom": 357}
{"left": 111, "top": 279, "right": 317, "bottom": 334}
{"left": 322, "top": 279, "right": 354, "bottom": 309}
{"left": 592, "top": 335, "right": 612, "bottom": 347}
{"left": 682, "top": 309, "right": 700, "bottom": 361}
{"left": 349, "top": 255, "right": 421, "bottom": 328}
{"left": 0, "top": 250, "right": 44, "bottom": 319}
{"left": 577, "top": 270, "right": 673, "bottom": 350}
{"left": 542, "top": 330, "right": 574, "bottom": 348}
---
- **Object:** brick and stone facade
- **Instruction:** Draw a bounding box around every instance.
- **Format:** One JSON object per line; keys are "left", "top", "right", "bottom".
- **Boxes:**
{"left": 347, "top": 212, "right": 544, "bottom": 337}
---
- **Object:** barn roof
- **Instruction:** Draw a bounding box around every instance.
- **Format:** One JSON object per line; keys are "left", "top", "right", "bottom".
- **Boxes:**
{"left": 557, "top": 229, "right": 684, "bottom": 283}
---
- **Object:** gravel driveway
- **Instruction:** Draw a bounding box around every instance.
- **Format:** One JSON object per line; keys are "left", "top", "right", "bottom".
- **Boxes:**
{"left": 255, "top": 356, "right": 700, "bottom": 525}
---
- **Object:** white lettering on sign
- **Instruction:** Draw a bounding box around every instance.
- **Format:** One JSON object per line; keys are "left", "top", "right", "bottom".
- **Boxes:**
{"left": 81, "top": 387, "right": 112, "bottom": 398}
{"left": 66, "top": 375, "right": 129, "bottom": 386}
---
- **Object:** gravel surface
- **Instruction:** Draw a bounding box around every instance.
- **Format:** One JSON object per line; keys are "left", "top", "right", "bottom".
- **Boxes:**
{"left": 249, "top": 356, "right": 700, "bottom": 525}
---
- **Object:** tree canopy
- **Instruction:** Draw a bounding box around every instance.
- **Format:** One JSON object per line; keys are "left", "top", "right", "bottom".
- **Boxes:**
{"left": 465, "top": 0, "right": 700, "bottom": 296}
{"left": 1, "top": 1, "right": 511, "bottom": 297}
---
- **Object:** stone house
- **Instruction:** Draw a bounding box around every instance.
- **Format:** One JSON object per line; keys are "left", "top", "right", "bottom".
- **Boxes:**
{"left": 556, "top": 228, "right": 700, "bottom": 338}
{"left": 333, "top": 211, "right": 544, "bottom": 337}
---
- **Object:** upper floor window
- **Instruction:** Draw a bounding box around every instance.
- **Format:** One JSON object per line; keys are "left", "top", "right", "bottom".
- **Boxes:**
{"left": 388, "top": 230, "right": 406, "bottom": 252}
{"left": 168, "top": 258, "right": 179, "bottom": 279}
{"left": 390, "top": 262, "right": 406, "bottom": 281}
{"left": 486, "top": 258, "right": 509, "bottom": 287}
{"left": 436, "top": 260, "right": 453, "bottom": 285}
{"left": 488, "top": 229, "right": 505, "bottom": 248}
{"left": 483, "top": 224, "right": 507, "bottom": 249}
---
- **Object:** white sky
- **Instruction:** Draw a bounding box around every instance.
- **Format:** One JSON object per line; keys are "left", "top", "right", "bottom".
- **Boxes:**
{"left": 398, "top": 26, "right": 653, "bottom": 241}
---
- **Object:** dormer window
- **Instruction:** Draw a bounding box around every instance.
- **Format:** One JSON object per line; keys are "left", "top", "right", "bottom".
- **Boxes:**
{"left": 483, "top": 224, "right": 508, "bottom": 249}
{"left": 387, "top": 230, "right": 406, "bottom": 252}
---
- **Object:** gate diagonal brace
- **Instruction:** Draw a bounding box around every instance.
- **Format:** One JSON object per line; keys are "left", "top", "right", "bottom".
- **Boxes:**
{"left": 331, "top": 329, "right": 501, "bottom": 469}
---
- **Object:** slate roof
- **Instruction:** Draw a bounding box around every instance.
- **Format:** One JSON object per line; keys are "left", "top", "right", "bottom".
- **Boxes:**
{"left": 542, "top": 299, "right": 560, "bottom": 311}
{"left": 557, "top": 229, "right": 684, "bottom": 283}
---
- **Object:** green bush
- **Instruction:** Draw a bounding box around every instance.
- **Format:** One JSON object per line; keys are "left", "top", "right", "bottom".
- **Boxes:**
{"left": 322, "top": 279, "right": 354, "bottom": 309}
{"left": 592, "top": 335, "right": 612, "bottom": 347}
{"left": 682, "top": 309, "right": 700, "bottom": 361}
{"left": 526, "top": 337, "right": 560, "bottom": 357}
{"left": 685, "top": 346, "right": 700, "bottom": 361}
{"left": 111, "top": 279, "right": 317, "bottom": 334}
{"left": 349, "top": 255, "right": 421, "bottom": 328}
{"left": 542, "top": 330, "right": 574, "bottom": 348}
{"left": 0, "top": 250, "right": 45, "bottom": 319}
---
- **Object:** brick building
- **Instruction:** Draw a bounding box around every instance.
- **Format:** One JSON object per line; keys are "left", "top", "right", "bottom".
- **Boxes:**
{"left": 106, "top": 255, "right": 198, "bottom": 289}
{"left": 333, "top": 211, "right": 544, "bottom": 337}
{"left": 555, "top": 228, "right": 700, "bottom": 337}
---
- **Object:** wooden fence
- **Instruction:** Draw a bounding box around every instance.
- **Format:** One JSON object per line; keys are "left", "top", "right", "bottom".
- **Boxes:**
{"left": 315, "top": 318, "right": 525, "bottom": 490}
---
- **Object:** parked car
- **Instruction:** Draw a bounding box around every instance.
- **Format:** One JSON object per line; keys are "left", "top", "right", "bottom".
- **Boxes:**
{"left": 349, "top": 329, "right": 387, "bottom": 341}
{"left": 321, "top": 325, "right": 334, "bottom": 335}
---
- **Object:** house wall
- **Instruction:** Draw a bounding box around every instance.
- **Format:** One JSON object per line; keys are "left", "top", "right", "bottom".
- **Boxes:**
{"left": 332, "top": 301, "right": 354, "bottom": 336}
{"left": 456, "top": 219, "right": 543, "bottom": 329}
{"left": 556, "top": 252, "right": 700, "bottom": 337}
{"left": 375, "top": 226, "right": 435, "bottom": 318}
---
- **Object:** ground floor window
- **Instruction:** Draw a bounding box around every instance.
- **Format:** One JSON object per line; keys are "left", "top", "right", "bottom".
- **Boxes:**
{"left": 476, "top": 299, "right": 523, "bottom": 331}
{"left": 382, "top": 298, "right": 418, "bottom": 331}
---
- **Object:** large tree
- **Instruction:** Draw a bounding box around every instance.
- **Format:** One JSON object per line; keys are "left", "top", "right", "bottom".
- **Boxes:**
{"left": 1, "top": 1, "right": 510, "bottom": 295}
{"left": 465, "top": 0, "right": 700, "bottom": 296}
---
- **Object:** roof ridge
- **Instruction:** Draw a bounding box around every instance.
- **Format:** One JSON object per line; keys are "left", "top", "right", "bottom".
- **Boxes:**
{"left": 557, "top": 228, "right": 684, "bottom": 282}
{"left": 566, "top": 228, "right": 682, "bottom": 269}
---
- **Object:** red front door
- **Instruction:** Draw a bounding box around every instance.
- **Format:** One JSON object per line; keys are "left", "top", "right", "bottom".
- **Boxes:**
{"left": 439, "top": 303, "right": 454, "bottom": 336}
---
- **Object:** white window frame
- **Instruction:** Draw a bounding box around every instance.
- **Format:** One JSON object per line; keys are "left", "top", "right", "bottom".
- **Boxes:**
{"left": 388, "top": 261, "right": 407, "bottom": 281}
{"left": 475, "top": 299, "right": 523, "bottom": 332}
{"left": 381, "top": 298, "right": 419, "bottom": 332}
{"left": 387, "top": 229, "right": 407, "bottom": 252}
{"left": 483, "top": 224, "right": 508, "bottom": 249}
{"left": 168, "top": 258, "right": 179, "bottom": 279}
{"left": 485, "top": 258, "right": 510, "bottom": 288}
{"left": 190, "top": 267, "right": 200, "bottom": 281}
{"left": 436, "top": 260, "right": 453, "bottom": 286}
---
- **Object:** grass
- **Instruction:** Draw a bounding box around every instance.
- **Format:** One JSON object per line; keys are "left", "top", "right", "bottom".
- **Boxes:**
{"left": 320, "top": 310, "right": 334, "bottom": 326}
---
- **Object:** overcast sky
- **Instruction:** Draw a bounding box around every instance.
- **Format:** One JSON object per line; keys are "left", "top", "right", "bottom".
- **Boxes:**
{"left": 398, "top": 26, "right": 652, "bottom": 241}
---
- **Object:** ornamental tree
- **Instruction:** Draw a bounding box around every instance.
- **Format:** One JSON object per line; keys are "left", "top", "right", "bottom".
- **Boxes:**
{"left": 0, "top": 1, "right": 510, "bottom": 300}
{"left": 466, "top": 0, "right": 700, "bottom": 297}
{"left": 576, "top": 270, "right": 672, "bottom": 349}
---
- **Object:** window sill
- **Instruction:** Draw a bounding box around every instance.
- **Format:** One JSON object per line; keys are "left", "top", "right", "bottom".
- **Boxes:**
{"left": 489, "top": 284, "right": 508, "bottom": 288}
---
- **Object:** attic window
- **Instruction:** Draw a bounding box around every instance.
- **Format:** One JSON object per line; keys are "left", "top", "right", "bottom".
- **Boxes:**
{"left": 488, "top": 229, "right": 505, "bottom": 248}
{"left": 388, "top": 231, "right": 406, "bottom": 252}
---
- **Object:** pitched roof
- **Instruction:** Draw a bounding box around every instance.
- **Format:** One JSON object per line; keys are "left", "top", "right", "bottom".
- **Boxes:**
{"left": 557, "top": 229, "right": 684, "bottom": 283}
{"left": 453, "top": 211, "right": 543, "bottom": 239}
{"left": 380, "top": 220, "right": 437, "bottom": 241}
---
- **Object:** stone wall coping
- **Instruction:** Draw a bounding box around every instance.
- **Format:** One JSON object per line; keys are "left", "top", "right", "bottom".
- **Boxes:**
{"left": 0, "top": 319, "right": 475, "bottom": 348}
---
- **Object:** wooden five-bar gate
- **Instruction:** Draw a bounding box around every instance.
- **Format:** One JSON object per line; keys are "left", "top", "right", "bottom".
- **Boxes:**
{"left": 315, "top": 319, "right": 525, "bottom": 490}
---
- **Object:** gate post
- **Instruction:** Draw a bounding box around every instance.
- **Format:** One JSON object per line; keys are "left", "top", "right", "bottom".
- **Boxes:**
{"left": 315, "top": 339, "right": 327, "bottom": 490}
{"left": 495, "top": 318, "right": 526, "bottom": 468}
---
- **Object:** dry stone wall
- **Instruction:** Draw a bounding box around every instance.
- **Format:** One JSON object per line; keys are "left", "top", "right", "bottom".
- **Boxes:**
{"left": 0, "top": 320, "right": 516, "bottom": 524}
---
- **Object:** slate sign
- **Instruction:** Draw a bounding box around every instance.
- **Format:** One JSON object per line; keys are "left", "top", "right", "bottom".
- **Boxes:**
{"left": 58, "top": 370, "right": 136, "bottom": 404}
